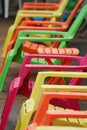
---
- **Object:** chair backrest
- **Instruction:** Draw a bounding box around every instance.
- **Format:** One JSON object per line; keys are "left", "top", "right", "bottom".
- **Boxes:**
{"left": 5, "top": 27, "right": 78, "bottom": 58}
{"left": 0, "top": 29, "right": 72, "bottom": 75}
{"left": 19, "top": 53, "right": 87, "bottom": 76}
{"left": 14, "top": 0, "right": 69, "bottom": 26}
{"left": 22, "top": 0, "right": 83, "bottom": 31}
{"left": 12, "top": 29, "right": 69, "bottom": 58}
{"left": 22, "top": 2, "right": 60, "bottom": 10}
{"left": 30, "top": 71, "right": 87, "bottom": 110}
{"left": 4, "top": 18, "right": 80, "bottom": 58}
{"left": 19, "top": 54, "right": 87, "bottom": 75}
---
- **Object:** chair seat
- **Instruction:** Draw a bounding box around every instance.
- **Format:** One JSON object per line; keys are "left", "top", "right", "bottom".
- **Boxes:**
{"left": 49, "top": 105, "right": 87, "bottom": 127}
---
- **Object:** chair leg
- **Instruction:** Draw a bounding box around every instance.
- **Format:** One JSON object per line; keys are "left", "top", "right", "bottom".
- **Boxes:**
{"left": 0, "top": 78, "right": 21, "bottom": 130}
{"left": 4, "top": 0, "right": 9, "bottom": 18}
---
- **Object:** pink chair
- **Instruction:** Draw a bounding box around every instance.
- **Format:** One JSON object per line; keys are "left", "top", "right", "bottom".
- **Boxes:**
{"left": 0, "top": 54, "right": 87, "bottom": 130}
{"left": 19, "top": 54, "right": 87, "bottom": 86}
{"left": 0, "top": 64, "right": 67, "bottom": 130}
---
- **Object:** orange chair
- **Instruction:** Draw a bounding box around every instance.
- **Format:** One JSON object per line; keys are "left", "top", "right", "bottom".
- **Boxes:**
{"left": 22, "top": 0, "right": 83, "bottom": 31}
{"left": 26, "top": 92, "right": 87, "bottom": 130}
{"left": 22, "top": 2, "right": 59, "bottom": 10}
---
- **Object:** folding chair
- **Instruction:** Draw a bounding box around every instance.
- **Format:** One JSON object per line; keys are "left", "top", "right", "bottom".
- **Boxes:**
{"left": 2, "top": 0, "right": 83, "bottom": 57}
{"left": 15, "top": 71, "right": 87, "bottom": 130}
{"left": 1, "top": 53, "right": 87, "bottom": 130}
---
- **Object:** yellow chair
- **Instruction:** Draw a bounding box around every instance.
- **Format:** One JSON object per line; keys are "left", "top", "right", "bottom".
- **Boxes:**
{"left": 2, "top": 0, "right": 69, "bottom": 57}
{"left": 15, "top": 71, "right": 87, "bottom": 130}
{"left": 25, "top": 91, "right": 87, "bottom": 130}
{"left": 25, "top": 89, "right": 87, "bottom": 129}
{"left": 25, "top": 90, "right": 87, "bottom": 128}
